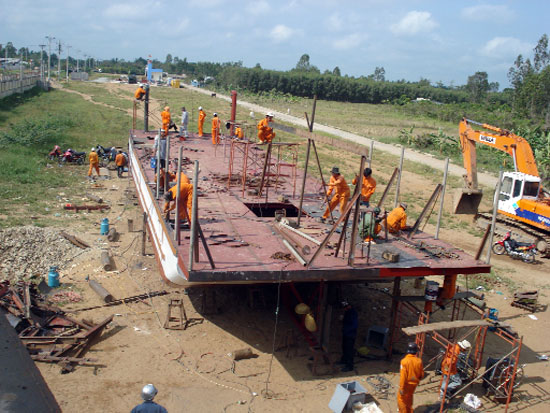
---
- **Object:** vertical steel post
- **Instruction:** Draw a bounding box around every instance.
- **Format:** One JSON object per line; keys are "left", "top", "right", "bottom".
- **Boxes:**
{"left": 368, "top": 140, "right": 374, "bottom": 168}
{"left": 144, "top": 87, "right": 150, "bottom": 131}
{"left": 435, "top": 157, "right": 449, "bottom": 239}
{"left": 297, "top": 139, "right": 311, "bottom": 227}
{"left": 230, "top": 90, "right": 237, "bottom": 136}
{"left": 155, "top": 130, "right": 161, "bottom": 200}
{"left": 189, "top": 160, "right": 200, "bottom": 270}
{"left": 141, "top": 212, "right": 147, "bottom": 256}
{"left": 164, "top": 135, "right": 170, "bottom": 193}
{"left": 174, "top": 146, "right": 183, "bottom": 243}
{"left": 348, "top": 155, "right": 366, "bottom": 266}
{"left": 486, "top": 170, "right": 504, "bottom": 264}
{"left": 394, "top": 146, "right": 405, "bottom": 208}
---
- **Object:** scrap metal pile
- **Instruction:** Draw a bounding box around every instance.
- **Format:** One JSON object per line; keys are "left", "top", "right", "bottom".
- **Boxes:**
{"left": 0, "top": 280, "right": 112, "bottom": 373}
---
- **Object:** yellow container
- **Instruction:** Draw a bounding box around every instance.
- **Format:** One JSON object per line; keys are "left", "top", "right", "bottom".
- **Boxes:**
{"left": 172, "top": 79, "right": 180, "bottom": 88}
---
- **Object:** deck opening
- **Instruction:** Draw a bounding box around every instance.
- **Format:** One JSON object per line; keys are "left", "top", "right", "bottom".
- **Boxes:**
{"left": 244, "top": 202, "right": 304, "bottom": 218}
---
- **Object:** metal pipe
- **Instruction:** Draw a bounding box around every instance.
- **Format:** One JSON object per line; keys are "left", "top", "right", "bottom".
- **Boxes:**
{"left": 282, "top": 239, "right": 307, "bottom": 266}
{"left": 348, "top": 155, "right": 366, "bottom": 266}
{"left": 297, "top": 139, "right": 311, "bottom": 228}
{"left": 155, "top": 130, "right": 161, "bottom": 200}
{"left": 141, "top": 212, "right": 147, "bottom": 256}
{"left": 144, "top": 87, "right": 149, "bottom": 131}
{"left": 164, "top": 134, "right": 170, "bottom": 193}
{"left": 174, "top": 146, "right": 183, "bottom": 243}
{"left": 394, "top": 146, "right": 405, "bottom": 208}
{"left": 368, "top": 140, "right": 374, "bottom": 168}
{"left": 279, "top": 222, "right": 321, "bottom": 245}
{"left": 189, "top": 160, "right": 200, "bottom": 269}
{"left": 100, "top": 250, "right": 112, "bottom": 271}
{"left": 486, "top": 170, "right": 504, "bottom": 264}
{"left": 435, "top": 157, "right": 449, "bottom": 239}
{"left": 312, "top": 140, "right": 334, "bottom": 222}
{"left": 230, "top": 90, "right": 237, "bottom": 136}
{"left": 88, "top": 279, "right": 114, "bottom": 303}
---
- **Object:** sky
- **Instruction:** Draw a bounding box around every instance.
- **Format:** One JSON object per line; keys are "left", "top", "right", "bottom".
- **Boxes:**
{"left": 1, "top": 0, "right": 548, "bottom": 88}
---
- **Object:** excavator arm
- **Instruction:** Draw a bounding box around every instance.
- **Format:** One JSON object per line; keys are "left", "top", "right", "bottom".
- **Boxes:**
{"left": 455, "top": 118, "right": 539, "bottom": 214}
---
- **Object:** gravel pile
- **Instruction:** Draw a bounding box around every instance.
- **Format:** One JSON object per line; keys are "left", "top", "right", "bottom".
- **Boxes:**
{"left": 0, "top": 226, "right": 82, "bottom": 282}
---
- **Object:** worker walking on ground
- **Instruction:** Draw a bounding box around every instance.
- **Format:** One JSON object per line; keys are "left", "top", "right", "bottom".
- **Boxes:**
{"left": 211, "top": 113, "right": 220, "bottom": 145}
{"left": 385, "top": 202, "right": 410, "bottom": 234}
{"left": 359, "top": 207, "right": 383, "bottom": 242}
{"left": 115, "top": 150, "right": 126, "bottom": 178}
{"left": 339, "top": 300, "right": 358, "bottom": 372}
{"left": 320, "top": 166, "right": 350, "bottom": 223}
{"left": 352, "top": 167, "right": 376, "bottom": 207}
{"left": 134, "top": 84, "right": 147, "bottom": 101}
{"left": 181, "top": 106, "right": 189, "bottom": 138}
{"left": 440, "top": 340, "right": 471, "bottom": 401}
{"left": 257, "top": 112, "right": 275, "bottom": 143}
{"left": 131, "top": 384, "right": 167, "bottom": 413}
{"left": 164, "top": 182, "right": 194, "bottom": 223}
{"left": 398, "top": 342, "right": 424, "bottom": 413}
{"left": 198, "top": 106, "right": 206, "bottom": 137}
{"left": 88, "top": 147, "right": 100, "bottom": 179}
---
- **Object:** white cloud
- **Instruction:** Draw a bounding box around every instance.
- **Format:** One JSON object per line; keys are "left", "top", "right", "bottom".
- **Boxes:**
{"left": 270, "top": 25, "right": 294, "bottom": 43}
{"left": 461, "top": 5, "right": 513, "bottom": 21}
{"left": 390, "top": 11, "right": 438, "bottom": 36}
{"left": 481, "top": 37, "right": 532, "bottom": 58}
{"left": 332, "top": 33, "right": 364, "bottom": 50}
{"left": 327, "top": 13, "right": 343, "bottom": 31}
{"left": 104, "top": 3, "right": 144, "bottom": 19}
{"left": 246, "top": 0, "right": 270, "bottom": 16}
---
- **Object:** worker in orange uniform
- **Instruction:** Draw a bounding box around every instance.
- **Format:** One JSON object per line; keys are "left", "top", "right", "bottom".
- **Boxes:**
{"left": 440, "top": 340, "right": 470, "bottom": 401}
{"left": 320, "top": 166, "right": 350, "bottom": 223}
{"left": 257, "top": 112, "right": 275, "bottom": 143}
{"left": 88, "top": 147, "right": 100, "bottom": 179}
{"left": 198, "top": 106, "right": 206, "bottom": 137}
{"left": 398, "top": 342, "right": 424, "bottom": 413}
{"left": 161, "top": 106, "right": 171, "bottom": 136}
{"left": 134, "top": 84, "right": 146, "bottom": 101}
{"left": 352, "top": 167, "right": 376, "bottom": 207}
{"left": 163, "top": 182, "right": 194, "bottom": 223}
{"left": 234, "top": 125, "right": 244, "bottom": 139}
{"left": 359, "top": 207, "right": 383, "bottom": 242}
{"left": 211, "top": 113, "right": 220, "bottom": 144}
{"left": 385, "top": 202, "right": 410, "bottom": 234}
{"left": 115, "top": 150, "right": 127, "bottom": 178}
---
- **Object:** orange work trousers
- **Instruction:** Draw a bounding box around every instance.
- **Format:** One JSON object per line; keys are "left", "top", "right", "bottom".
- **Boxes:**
{"left": 397, "top": 384, "right": 417, "bottom": 413}
{"left": 198, "top": 121, "right": 204, "bottom": 137}
{"left": 322, "top": 192, "right": 350, "bottom": 219}
{"left": 88, "top": 163, "right": 100, "bottom": 177}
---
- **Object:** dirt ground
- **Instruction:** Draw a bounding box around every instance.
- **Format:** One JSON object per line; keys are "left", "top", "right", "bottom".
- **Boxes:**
{"left": 11, "top": 83, "right": 550, "bottom": 412}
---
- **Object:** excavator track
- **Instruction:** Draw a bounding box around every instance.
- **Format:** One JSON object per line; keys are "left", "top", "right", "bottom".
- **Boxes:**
{"left": 475, "top": 213, "right": 550, "bottom": 258}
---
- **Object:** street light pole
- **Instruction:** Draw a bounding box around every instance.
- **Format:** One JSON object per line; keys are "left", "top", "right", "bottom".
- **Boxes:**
{"left": 38, "top": 44, "right": 46, "bottom": 83}
{"left": 45, "top": 35, "right": 55, "bottom": 82}
{"left": 66, "top": 45, "right": 71, "bottom": 82}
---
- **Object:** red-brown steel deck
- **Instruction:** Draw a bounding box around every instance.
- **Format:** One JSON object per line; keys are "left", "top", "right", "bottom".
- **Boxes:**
{"left": 129, "top": 130, "right": 491, "bottom": 286}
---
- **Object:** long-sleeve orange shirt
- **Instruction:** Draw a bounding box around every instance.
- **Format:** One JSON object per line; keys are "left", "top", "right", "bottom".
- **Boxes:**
{"left": 257, "top": 118, "right": 275, "bottom": 143}
{"left": 89, "top": 151, "right": 99, "bottom": 165}
{"left": 327, "top": 174, "right": 350, "bottom": 197}
{"left": 352, "top": 175, "right": 376, "bottom": 202}
{"left": 399, "top": 354, "right": 424, "bottom": 391}
{"left": 441, "top": 344, "right": 460, "bottom": 376}
{"left": 235, "top": 126, "right": 244, "bottom": 138}
{"left": 161, "top": 110, "right": 171, "bottom": 126}
{"left": 115, "top": 153, "right": 126, "bottom": 166}
{"left": 387, "top": 206, "right": 407, "bottom": 233}
{"left": 198, "top": 110, "right": 206, "bottom": 125}
{"left": 134, "top": 87, "right": 146, "bottom": 99}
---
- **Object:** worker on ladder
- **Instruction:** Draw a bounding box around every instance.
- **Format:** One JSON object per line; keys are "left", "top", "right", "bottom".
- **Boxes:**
{"left": 440, "top": 340, "right": 471, "bottom": 401}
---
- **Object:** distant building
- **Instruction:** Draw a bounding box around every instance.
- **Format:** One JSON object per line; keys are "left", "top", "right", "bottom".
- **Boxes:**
{"left": 145, "top": 60, "right": 163, "bottom": 83}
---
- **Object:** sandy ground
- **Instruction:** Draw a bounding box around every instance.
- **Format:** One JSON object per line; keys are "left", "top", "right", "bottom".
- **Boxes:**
{"left": 26, "top": 83, "right": 550, "bottom": 412}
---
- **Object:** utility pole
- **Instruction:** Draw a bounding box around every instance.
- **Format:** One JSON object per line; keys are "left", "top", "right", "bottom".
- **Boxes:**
{"left": 76, "top": 50, "right": 80, "bottom": 72}
{"left": 65, "top": 45, "right": 71, "bottom": 82}
{"left": 38, "top": 44, "right": 46, "bottom": 83}
{"left": 84, "top": 54, "right": 87, "bottom": 72}
{"left": 46, "top": 35, "right": 55, "bottom": 82}
{"left": 57, "top": 40, "right": 62, "bottom": 79}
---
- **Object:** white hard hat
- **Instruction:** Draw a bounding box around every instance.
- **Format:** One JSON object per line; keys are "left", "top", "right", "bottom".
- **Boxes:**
{"left": 198, "top": 106, "right": 203, "bottom": 110}
{"left": 249, "top": 111, "right": 255, "bottom": 118}
{"left": 91, "top": 147, "right": 95, "bottom": 152}
{"left": 266, "top": 112, "right": 274, "bottom": 117}
{"left": 141, "top": 384, "right": 158, "bottom": 401}
{"left": 213, "top": 112, "right": 217, "bottom": 116}
{"left": 458, "top": 340, "right": 471, "bottom": 350}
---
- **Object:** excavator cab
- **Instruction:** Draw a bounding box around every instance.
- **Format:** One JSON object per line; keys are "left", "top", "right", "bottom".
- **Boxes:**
{"left": 453, "top": 188, "right": 483, "bottom": 215}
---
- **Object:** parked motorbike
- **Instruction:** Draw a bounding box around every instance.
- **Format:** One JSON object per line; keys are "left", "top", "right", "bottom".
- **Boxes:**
{"left": 61, "top": 149, "right": 86, "bottom": 165}
{"left": 492, "top": 232, "right": 537, "bottom": 263}
{"left": 96, "top": 145, "right": 116, "bottom": 167}
{"left": 49, "top": 145, "right": 63, "bottom": 160}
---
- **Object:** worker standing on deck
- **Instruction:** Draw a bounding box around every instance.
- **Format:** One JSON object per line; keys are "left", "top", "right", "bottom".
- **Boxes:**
{"left": 153, "top": 133, "right": 167, "bottom": 170}
{"left": 115, "top": 150, "right": 126, "bottom": 178}
{"left": 440, "top": 340, "right": 471, "bottom": 401}
{"left": 320, "top": 166, "right": 350, "bottom": 223}
{"left": 181, "top": 106, "right": 189, "bottom": 138}
{"left": 164, "top": 182, "right": 194, "bottom": 222}
{"left": 257, "top": 112, "right": 275, "bottom": 143}
{"left": 198, "top": 106, "right": 206, "bottom": 137}
{"left": 212, "top": 113, "right": 220, "bottom": 145}
{"left": 398, "top": 342, "right": 424, "bottom": 413}
{"left": 352, "top": 167, "right": 376, "bottom": 207}
{"left": 131, "top": 384, "right": 167, "bottom": 413}
{"left": 88, "top": 147, "right": 100, "bottom": 179}
{"left": 134, "top": 84, "right": 146, "bottom": 101}
{"left": 161, "top": 106, "right": 171, "bottom": 136}
{"left": 339, "top": 300, "right": 358, "bottom": 372}
{"left": 385, "top": 202, "right": 410, "bottom": 234}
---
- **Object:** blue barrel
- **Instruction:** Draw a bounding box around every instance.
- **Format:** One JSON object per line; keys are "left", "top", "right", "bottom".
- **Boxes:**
{"left": 48, "top": 266, "right": 60, "bottom": 288}
{"left": 100, "top": 218, "right": 110, "bottom": 235}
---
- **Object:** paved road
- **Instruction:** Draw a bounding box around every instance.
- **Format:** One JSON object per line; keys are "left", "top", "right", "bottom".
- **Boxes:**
{"left": 183, "top": 84, "right": 498, "bottom": 188}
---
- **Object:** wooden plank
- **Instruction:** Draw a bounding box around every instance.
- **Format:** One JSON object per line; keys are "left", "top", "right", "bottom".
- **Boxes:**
{"left": 403, "top": 319, "right": 496, "bottom": 335}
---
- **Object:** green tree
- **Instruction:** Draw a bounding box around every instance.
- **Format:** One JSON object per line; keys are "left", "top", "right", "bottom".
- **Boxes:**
{"left": 332, "top": 66, "right": 341, "bottom": 76}
{"left": 368, "top": 66, "right": 385, "bottom": 82}
{"left": 466, "top": 71, "right": 490, "bottom": 102}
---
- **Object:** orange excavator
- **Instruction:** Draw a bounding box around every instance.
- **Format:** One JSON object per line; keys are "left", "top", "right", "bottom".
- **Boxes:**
{"left": 454, "top": 118, "right": 550, "bottom": 255}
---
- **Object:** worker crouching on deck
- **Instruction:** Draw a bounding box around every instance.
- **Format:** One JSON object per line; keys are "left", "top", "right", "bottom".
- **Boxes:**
{"left": 359, "top": 206, "right": 382, "bottom": 242}
{"left": 257, "top": 112, "right": 275, "bottom": 143}
{"left": 385, "top": 202, "right": 410, "bottom": 234}
{"left": 163, "top": 182, "right": 194, "bottom": 223}
{"left": 320, "top": 166, "right": 350, "bottom": 223}
{"left": 398, "top": 342, "right": 424, "bottom": 413}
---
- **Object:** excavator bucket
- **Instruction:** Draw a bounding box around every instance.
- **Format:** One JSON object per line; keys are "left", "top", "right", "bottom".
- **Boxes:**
{"left": 453, "top": 188, "right": 483, "bottom": 214}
